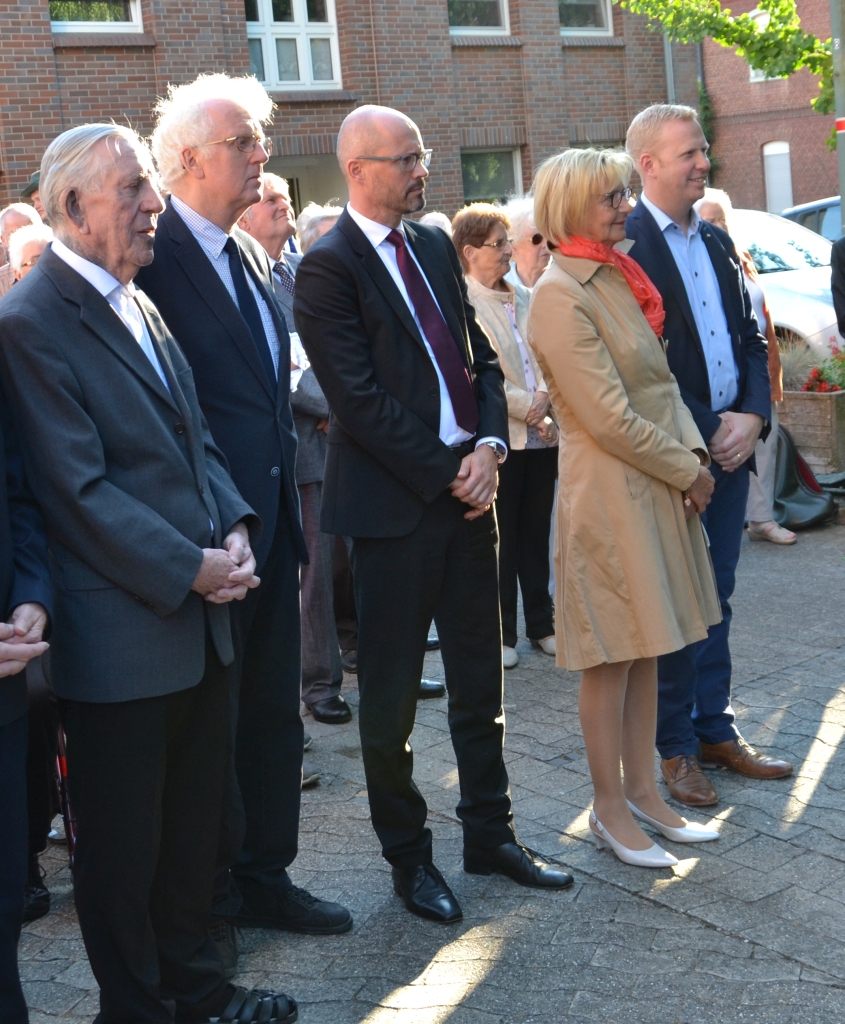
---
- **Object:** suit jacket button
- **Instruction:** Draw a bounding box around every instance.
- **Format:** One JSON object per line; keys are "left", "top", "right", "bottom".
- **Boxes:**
{"left": 271, "top": 466, "right": 280, "bottom": 477}
{"left": 428, "top": 386, "right": 437, "bottom": 397}
{"left": 174, "top": 422, "right": 186, "bottom": 434}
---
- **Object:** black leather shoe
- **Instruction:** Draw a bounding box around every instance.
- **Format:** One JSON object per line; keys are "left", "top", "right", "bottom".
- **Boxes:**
{"left": 308, "top": 695, "right": 352, "bottom": 724}
{"left": 181, "top": 985, "right": 298, "bottom": 1023}
{"left": 22, "top": 855, "right": 50, "bottom": 923}
{"left": 234, "top": 883, "right": 353, "bottom": 934}
{"left": 391, "top": 864, "right": 463, "bottom": 923}
{"left": 340, "top": 650, "right": 357, "bottom": 674}
{"left": 464, "top": 841, "right": 574, "bottom": 890}
{"left": 418, "top": 678, "right": 446, "bottom": 699}
{"left": 209, "top": 915, "right": 238, "bottom": 980}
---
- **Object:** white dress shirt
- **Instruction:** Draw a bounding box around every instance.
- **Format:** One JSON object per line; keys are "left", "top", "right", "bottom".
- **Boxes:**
{"left": 171, "top": 195, "right": 280, "bottom": 376}
{"left": 346, "top": 203, "right": 506, "bottom": 455}
{"left": 50, "top": 238, "right": 170, "bottom": 391}
{"left": 639, "top": 193, "right": 738, "bottom": 411}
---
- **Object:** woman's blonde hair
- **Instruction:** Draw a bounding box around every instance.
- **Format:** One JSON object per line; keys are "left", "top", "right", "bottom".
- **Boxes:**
{"left": 533, "top": 148, "right": 633, "bottom": 245}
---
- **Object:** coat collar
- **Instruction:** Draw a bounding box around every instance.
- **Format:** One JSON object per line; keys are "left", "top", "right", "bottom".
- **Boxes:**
{"left": 39, "top": 246, "right": 180, "bottom": 415}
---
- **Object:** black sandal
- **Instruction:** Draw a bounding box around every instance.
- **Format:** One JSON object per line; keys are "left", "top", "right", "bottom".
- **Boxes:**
{"left": 209, "top": 986, "right": 298, "bottom": 1024}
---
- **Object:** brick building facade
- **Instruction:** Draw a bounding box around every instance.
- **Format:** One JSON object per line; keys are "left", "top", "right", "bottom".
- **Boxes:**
{"left": 702, "top": 0, "right": 836, "bottom": 213}
{"left": 1, "top": 0, "right": 697, "bottom": 214}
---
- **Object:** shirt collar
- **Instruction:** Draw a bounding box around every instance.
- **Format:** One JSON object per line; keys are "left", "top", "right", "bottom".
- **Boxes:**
{"left": 50, "top": 237, "right": 126, "bottom": 299}
{"left": 346, "top": 202, "right": 405, "bottom": 249}
{"left": 639, "top": 192, "right": 702, "bottom": 237}
{"left": 170, "top": 194, "right": 231, "bottom": 257}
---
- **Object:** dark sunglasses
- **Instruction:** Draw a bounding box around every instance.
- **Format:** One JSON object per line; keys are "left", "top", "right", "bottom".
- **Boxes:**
{"left": 530, "top": 233, "right": 544, "bottom": 246}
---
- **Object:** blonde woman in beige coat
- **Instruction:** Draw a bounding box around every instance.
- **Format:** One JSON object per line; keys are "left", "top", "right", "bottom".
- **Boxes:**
{"left": 529, "top": 148, "right": 723, "bottom": 868}
{"left": 452, "top": 203, "right": 559, "bottom": 670}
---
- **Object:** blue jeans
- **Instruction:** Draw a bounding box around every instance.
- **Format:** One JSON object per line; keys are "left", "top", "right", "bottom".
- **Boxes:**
{"left": 656, "top": 461, "right": 750, "bottom": 759}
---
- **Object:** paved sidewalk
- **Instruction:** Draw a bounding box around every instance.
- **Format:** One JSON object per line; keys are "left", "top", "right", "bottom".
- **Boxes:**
{"left": 21, "top": 523, "right": 845, "bottom": 1023}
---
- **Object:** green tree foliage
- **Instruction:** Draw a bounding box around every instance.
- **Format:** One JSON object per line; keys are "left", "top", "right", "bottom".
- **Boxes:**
{"left": 617, "top": 0, "right": 832, "bottom": 114}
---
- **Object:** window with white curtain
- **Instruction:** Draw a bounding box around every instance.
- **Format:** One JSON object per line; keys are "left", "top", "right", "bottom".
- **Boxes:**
{"left": 246, "top": 0, "right": 342, "bottom": 90}
{"left": 763, "top": 141, "right": 794, "bottom": 214}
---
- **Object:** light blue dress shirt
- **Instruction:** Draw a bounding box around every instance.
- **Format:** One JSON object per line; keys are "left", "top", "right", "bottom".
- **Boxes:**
{"left": 639, "top": 193, "right": 738, "bottom": 411}
{"left": 170, "top": 195, "right": 280, "bottom": 376}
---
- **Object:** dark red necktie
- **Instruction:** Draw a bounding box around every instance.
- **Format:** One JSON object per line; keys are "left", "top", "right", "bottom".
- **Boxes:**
{"left": 385, "top": 229, "right": 479, "bottom": 434}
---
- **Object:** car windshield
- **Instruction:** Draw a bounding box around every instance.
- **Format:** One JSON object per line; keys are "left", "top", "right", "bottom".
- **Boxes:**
{"left": 729, "top": 210, "right": 832, "bottom": 273}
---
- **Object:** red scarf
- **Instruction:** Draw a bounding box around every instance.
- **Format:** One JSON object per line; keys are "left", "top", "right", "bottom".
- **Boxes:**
{"left": 556, "top": 235, "right": 666, "bottom": 339}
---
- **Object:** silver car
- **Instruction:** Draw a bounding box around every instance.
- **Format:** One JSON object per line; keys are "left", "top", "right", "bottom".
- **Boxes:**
{"left": 728, "top": 208, "right": 841, "bottom": 357}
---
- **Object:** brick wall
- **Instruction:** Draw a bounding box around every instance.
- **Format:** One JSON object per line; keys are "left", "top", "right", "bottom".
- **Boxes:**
{"left": 1, "top": 0, "right": 689, "bottom": 211}
{"left": 703, "top": 0, "right": 835, "bottom": 210}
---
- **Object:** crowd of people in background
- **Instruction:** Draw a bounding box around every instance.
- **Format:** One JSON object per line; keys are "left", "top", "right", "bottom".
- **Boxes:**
{"left": 0, "top": 74, "right": 799, "bottom": 1024}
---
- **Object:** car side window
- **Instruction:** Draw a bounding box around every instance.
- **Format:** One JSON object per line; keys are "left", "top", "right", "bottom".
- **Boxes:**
{"left": 820, "top": 205, "right": 842, "bottom": 242}
{"left": 796, "top": 210, "right": 818, "bottom": 233}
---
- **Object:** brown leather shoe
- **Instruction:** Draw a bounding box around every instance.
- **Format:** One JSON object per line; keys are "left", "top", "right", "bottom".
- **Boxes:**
{"left": 699, "top": 736, "right": 794, "bottom": 779}
{"left": 660, "top": 754, "right": 718, "bottom": 806}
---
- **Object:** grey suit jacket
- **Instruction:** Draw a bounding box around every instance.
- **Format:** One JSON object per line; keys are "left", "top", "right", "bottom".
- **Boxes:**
{"left": 272, "top": 258, "right": 329, "bottom": 487}
{"left": 0, "top": 247, "right": 257, "bottom": 703}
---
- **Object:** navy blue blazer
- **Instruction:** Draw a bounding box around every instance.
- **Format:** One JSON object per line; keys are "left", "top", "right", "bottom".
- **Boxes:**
{"left": 136, "top": 202, "right": 306, "bottom": 571}
{"left": 625, "top": 200, "right": 771, "bottom": 446}
{"left": 0, "top": 401, "right": 52, "bottom": 726}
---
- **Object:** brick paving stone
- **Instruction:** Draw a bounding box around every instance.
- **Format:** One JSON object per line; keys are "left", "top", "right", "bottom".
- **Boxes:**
{"left": 18, "top": 523, "right": 845, "bottom": 1021}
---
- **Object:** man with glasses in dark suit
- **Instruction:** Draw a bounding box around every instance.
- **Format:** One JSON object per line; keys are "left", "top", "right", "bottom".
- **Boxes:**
{"left": 136, "top": 75, "right": 351, "bottom": 973}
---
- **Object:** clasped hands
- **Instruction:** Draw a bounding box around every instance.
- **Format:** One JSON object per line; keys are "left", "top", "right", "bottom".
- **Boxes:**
{"left": 191, "top": 522, "right": 260, "bottom": 604}
{"left": 450, "top": 443, "right": 499, "bottom": 521}
{"left": 0, "top": 602, "right": 49, "bottom": 679}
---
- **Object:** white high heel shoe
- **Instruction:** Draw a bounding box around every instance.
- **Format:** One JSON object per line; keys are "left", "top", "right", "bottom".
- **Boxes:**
{"left": 627, "top": 800, "right": 720, "bottom": 843}
{"left": 589, "top": 811, "right": 678, "bottom": 868}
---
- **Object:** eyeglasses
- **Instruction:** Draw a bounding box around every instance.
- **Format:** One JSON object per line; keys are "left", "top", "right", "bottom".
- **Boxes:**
{"left": 205, "top": 133, "right": 273, "bottom": 156}
{"left": 20, "top": 254, "right": 40, "bottom": 268}
{"left": 601, "top": 187, "right": 633, "bottom": 209}
{"left": 479, "top": 237, "right": 514, "bottom": 252}
{"left": 355, "top": 150, "right": 433, "bottom": 173}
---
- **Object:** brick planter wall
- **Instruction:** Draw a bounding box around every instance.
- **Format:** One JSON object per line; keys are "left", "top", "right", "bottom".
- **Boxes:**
{"left": 779, "top": 390, "right": 845, "bottom": 474}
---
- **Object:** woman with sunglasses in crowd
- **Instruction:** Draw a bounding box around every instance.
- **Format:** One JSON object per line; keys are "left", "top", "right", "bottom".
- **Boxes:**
{"left": 503, "top": 196, "right": 551, "bottom": 290}
{"left": 528, "top": 149, "right": 722, "bottom": 867}
{"left": 452, "top": 203, "right": 558, "bottom": 669}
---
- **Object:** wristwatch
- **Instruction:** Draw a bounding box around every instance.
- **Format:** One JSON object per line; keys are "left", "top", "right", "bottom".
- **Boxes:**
{"left": 481, "top": 440, "right": 507, "bottom": 464}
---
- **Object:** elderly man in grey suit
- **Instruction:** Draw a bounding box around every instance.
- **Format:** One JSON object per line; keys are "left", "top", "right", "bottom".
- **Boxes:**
{"left": 0, "top": 124, "right": 298, "bottom": 1024}
{"left": 238, "top": 174, "right": 351, "bottom": 725}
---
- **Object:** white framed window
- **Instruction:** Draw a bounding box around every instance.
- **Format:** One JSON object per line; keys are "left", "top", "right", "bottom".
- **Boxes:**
{"left": 763, "top": 141, "right": 794, "bottom": 214}
{"left": 50, "top": 0, "right": 143, "bottom": 33}
{"left": 246, "top": 0, "right": 342, "bottom": 91}
{"left": 448, "top": 0, "right": 510, "bottom": 35}
{"left": 559, "top": 0, "right": 612, "bottom": 35}
{"left": 461, "top": 149, "right": 522, "bottom": 204}
{"left": 748, "top": 9, "right": 783, "bottom": 81}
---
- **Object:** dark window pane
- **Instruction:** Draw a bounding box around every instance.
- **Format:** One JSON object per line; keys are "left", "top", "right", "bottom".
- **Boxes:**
{"left": 310, "top": 38, "right": 333, "bottom": 80}
{"left": 276, "top": 38, "right": 300, "bottom": 80}
{"left": 461, "top": 151, "right": 515, "bottom": 204}
{"left": 248, "top": 38, "right": 265, "bottom": 79}
{"left": 307, "top": 0, "right": 328, "bottom": 22}
{"left": 244, "top": 0, "right": 259, "bottom": 21}
{"left": 795, "top": 211, "right": 818, "bottom": 233}
{"left": 559, "top": 0, "right": 607, "bottom": 30}
{"left": 272, "top": 0, "right": 294, "bottom": 22}
{"left": 448, "top": 0, "right": 502, "bottom": 28}
{"left": 50, "top": 1, "right": 131, "bottom": 21}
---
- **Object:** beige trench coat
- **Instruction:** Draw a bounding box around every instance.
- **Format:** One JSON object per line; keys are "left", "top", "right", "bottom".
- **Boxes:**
{"left": 528, "top": 252, "right": 721, "bottom": 672}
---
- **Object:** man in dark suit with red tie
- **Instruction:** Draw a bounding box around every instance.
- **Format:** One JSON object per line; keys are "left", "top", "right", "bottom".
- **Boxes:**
{"left": 293, "top": 105, "right": 573, "bottom": 923}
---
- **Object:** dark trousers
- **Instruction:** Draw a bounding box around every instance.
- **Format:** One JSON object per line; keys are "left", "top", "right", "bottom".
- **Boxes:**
{"left": 26, "top": 654, "right": 59, "bottom": 859}
{"left": 0, "top": 714, "right": 27, "bottom": 1024}
{"left": 351, "top": 491, "right": 515, "bottom": 867}
{"left": 332, "top": 534, "right": 357, "bottom": 652}
{"left": 299, "top": 481, "right": 342, "bottom": 708}
{"left": 657, "top": 461, "right": 749, "bottom": 759}
{"left": 62, "top": 633, "right": 232, "bottom": 1024}
{"left": 496, "top": 447, "right": 557, "bottom": 648}
{"left": 215, "top": 502, "right": 303, "bottom": 914}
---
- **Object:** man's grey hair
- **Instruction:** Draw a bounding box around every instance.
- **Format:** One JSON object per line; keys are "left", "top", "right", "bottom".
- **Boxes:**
{"left": 40, "top": 123, "right": 152, "bottom": 227}
{"left": 626, "top": 103, "right": 700, "bottom": 163}
{"left": 297, "top": 201, "right": 343, "bottom": 252}
{"left": 501, "top": 196, "right": 535, "bottom": 242}
{"left": 9, "top": 223, "right": 53, "bottom": 272}
{"left": 0, "top": 202, "right": 42, "bottom": 241}
{"left": 418, "top": 211, "right": 452, "bottom": 238}
{"left": 151, "top": 73, "right": 274, "bottom": 192}
{"left": 242, "top": 172, "right": 289, "bottom": 221}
